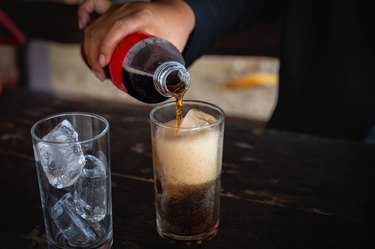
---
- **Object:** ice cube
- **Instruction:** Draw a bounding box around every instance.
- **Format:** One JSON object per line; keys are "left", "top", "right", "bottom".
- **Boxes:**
{"left": 37, "top": 119, "right": 86, "bottom": 188}
{"left": 74, "top": 155, "right": 107, "bottom": 222}
{"left": 180, "top": 109, "right": 217, "bottom": 128}
{"left": 51, "top": 192, "right": 98, "bottom": 246}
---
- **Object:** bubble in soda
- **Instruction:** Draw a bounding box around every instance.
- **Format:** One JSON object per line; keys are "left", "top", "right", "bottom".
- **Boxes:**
{"left": 37, "top": 119, "right": 86, "bottom": 188}
{"left": 74, "top": 155, "right": 107, "bottom": 222}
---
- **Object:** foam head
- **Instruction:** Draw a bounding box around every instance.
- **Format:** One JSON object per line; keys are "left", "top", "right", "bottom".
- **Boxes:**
{"left": 154, "top": 110, "right": 221, "bottom": 186}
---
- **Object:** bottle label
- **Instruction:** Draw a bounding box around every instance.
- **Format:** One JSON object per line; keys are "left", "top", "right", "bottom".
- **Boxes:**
{"left": 109, "top": 32, "right": 154, "bottom": 92}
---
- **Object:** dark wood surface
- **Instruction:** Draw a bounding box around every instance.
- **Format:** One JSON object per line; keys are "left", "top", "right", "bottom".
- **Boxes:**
{"left": 0, "top": 89, "right": 374, "bottom": 249}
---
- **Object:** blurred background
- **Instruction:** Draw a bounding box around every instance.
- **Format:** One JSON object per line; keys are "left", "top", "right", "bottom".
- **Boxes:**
{"left": 0, "top": 0, "right": 280, "bottom": 122}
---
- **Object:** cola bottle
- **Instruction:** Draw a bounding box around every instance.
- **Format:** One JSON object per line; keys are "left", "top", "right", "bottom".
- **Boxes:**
{"left": 83, "top": 32, "right": 191, "bottom": 103}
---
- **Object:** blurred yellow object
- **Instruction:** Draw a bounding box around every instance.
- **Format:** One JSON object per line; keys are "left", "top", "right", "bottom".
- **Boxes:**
{"left": 223, "top": 73, "right": 278, "bottom": 89}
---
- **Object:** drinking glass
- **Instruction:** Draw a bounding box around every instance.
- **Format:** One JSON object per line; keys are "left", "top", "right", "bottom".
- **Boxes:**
{"left": 31, "top": 112, "right": 113, "bottom": 249}
{"left": 150, "top": 100, "right": 225, "bottom": 244}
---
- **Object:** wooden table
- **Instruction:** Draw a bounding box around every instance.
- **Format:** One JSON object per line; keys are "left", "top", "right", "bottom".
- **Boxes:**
{"left": 1, "top": 89, "right": 374, "bottom": 248}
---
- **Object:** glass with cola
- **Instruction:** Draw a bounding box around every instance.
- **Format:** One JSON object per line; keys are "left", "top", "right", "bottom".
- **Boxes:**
{"left": 31, "top": 113, "right": 112, "bottom": 249}
{"left": 150, "top": 100, "right": 225, "bottom": 244}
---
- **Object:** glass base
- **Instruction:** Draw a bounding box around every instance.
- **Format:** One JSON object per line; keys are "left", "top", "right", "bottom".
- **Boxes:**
{"left": 157, "top": 223, "right": 219, "bottom": 245}
{"left": 48, "top": 233, "right": 113, "bottom": 249}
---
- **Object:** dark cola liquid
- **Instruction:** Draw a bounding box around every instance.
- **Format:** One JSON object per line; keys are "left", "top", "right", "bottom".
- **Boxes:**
{"left": 122, "top": 69, "right": 168, "bottom": 103}
{"left": 155, "top": 177, "right": 221, "bottom": 237}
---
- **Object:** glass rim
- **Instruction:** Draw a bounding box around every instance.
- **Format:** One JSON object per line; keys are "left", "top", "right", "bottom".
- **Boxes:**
{"left": 30, "top": 112, "right": 110, "bottom": 144}
{"left": 150, "top": 100, "right": 225, "bottom": 130}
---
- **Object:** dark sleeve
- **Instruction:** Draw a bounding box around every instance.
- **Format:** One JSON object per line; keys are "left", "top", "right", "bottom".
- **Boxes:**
{"left": 182, "top": 0, "right": 260, "bottom": 66}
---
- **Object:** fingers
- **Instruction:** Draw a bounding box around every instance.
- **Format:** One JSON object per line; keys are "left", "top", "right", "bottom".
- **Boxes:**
{"left": 78, "top": 0, "right": 96, "bottom": 29}
{"left": 78, "top": 0, "right": 111, "bottom": 29}
{"left": 98, "top": 12, "right": 143, "bottom": 67}
{"left": 83, "top": 19, "right": 107, "bottom": 81}
{"left": 85, "top": 6, "right": 145, "bottom": 72}
{"left": 81, "top": 3, "right": 133, "bottom": 81}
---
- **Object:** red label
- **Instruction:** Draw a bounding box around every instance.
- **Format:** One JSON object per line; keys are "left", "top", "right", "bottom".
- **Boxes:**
{"left": 109, "top": 32, "right": 154, "bottom": 92}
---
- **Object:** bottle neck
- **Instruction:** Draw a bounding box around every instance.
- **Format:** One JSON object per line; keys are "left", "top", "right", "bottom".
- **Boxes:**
{"left": 153, "top": 61, "right": 191, "bottom": 97}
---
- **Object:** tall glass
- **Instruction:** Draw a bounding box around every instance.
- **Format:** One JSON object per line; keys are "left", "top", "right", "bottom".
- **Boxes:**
{"left": 150, "top": 100, "right": 225, "bottom": 244}
{"left": 31, "top": 113, "right": 113, "bottom": 249}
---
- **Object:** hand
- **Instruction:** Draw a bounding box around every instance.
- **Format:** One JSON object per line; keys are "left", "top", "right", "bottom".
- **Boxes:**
{"left": 78, "top": 0, "right": 195, "bottom": 81}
